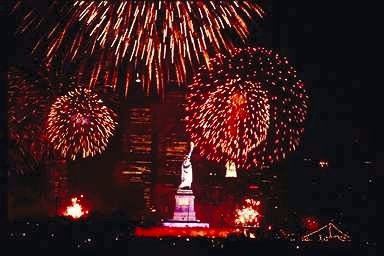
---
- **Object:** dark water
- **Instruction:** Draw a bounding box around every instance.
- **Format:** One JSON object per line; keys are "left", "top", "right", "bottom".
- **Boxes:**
{"left": 8, "top": 217, "right": 377, "bottom": 255}
{"left": 8, "top": 237, "right": 376, "bottom": 255}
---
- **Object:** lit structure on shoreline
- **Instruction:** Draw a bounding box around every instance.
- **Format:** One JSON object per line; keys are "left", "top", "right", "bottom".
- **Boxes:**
{"left": 302, "top": 223, "right": 351, "bottom": 242}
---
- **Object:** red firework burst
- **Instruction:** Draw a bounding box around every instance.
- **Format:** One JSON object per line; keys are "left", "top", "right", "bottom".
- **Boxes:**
{"left": 13, "top": 0, "right": 263, "bottom": 98}
{"left": 8, "top": 67, "right": 47, "bottom": 144}
{"left": 46, "top": 88, "right": 118, "bottom": 160}
{"left": 8, "top": 67, "right": 53, "bottom": 174}
{"left": 185, "top": 47, "right": 309, "bottom": 169}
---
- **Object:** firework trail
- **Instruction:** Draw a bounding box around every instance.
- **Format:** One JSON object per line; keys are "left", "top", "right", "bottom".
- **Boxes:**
{"left": 8, "top": 67, "right": 53, "bottom": 174}
{"left": 13, "top": 0, "right": 263, "bottom": 98}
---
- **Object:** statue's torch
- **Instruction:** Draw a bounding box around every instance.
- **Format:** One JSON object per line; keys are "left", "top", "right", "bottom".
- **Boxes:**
{"left": 187, "top": 142, "right": 194, "bottom": 159}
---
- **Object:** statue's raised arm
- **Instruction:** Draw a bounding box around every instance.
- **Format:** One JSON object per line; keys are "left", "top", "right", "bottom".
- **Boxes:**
{"left": 187, "top": 142, "right": 194, "bottom": 158}
{"left": 178, "top": 142, "right": 194, "bottom": 190}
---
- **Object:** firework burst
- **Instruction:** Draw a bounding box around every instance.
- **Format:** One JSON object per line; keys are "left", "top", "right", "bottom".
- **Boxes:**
{"left": 8, "top": 67, "right": 48, "bottom": 144}
{"left": 46, "top": 88, "right": 118, "bottom": 160}
{"left": 235, "top": 198, "right": 261, "bottom": 227}
{"left": 185, "top": 47, "right": 309, "bottom": 169}
{"left": 13, "top": 0, "right": 263, "bottom": 98}
{"left": 8, "top": 67, "right": 53, "bottom": 174}
{"left": 62, "top": 195, "right": 89, "bottom": 219}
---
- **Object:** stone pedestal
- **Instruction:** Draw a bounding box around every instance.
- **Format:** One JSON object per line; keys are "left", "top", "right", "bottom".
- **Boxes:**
{"left": 163, "top": 189, "right": 209, "bottom": 228}
{"left": 172, "top": 189, "right": 196, "bottom": 221}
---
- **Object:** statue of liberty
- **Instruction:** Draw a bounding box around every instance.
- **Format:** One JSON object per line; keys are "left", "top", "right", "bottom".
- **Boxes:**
{"left": 178, "top": 142, "right": 194, "bottom": 189}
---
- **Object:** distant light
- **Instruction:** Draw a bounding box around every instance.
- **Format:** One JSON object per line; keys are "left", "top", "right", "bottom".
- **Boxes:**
{"left": 319, "top": 160, "right": 329, "bottom": 168}
{"left": 267, "top": 225, "right": 272, "bottom": 231}
{"left": 122, "top": 171, "right": 142, "bottom": 175}
{"left": 249, "top": 185, "right": 259, "bottom": 190}
{"left": 136, "top": 74, "right": 141, "bottom": 83}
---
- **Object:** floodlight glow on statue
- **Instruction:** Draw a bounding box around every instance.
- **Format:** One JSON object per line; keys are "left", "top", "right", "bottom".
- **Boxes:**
{"left": 179, "top": 142, "right": 194, "bottom": 190}
{"left": 163, "top": 141, "right": 209, "bottom": 227}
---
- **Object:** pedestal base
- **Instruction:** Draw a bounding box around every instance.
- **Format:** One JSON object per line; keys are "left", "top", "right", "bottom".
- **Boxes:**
{"left": 173, "top": 189, "right": 196, "bottom": 221}
{"left": 163, "top": 189, "right": 209, "bottom": 228}
{"left": 162, "top": 221, "right": 210, "bottom": 228}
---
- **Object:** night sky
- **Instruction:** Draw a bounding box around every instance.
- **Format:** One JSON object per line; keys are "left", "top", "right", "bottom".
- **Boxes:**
{"left": 257, "top": 0, "right": 380, "bottom": 239}
{"left": 5, "top": 0, "right": 380, "bottom": 239}
{"left": 258, "top": 1, "right": 380, "bottom": 159}
{"left": 7, "top": 0, "right": 381, "bottom": 158}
